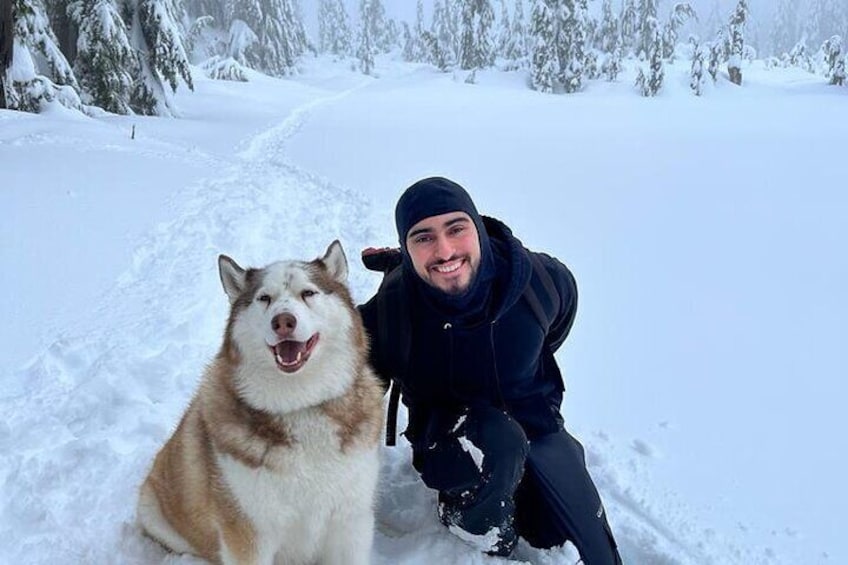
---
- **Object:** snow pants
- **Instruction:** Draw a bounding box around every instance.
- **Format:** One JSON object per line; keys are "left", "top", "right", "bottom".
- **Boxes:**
{"left": 411, "top": 405, "right": 622, "bottom": 564}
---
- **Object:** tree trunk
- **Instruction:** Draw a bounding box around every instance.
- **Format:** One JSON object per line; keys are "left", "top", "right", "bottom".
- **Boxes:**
{"left": 728, "top": 65, "right": 742, "bottom": 85}
{"left": 1, "top": 0, "right": 13, "bottom": 108}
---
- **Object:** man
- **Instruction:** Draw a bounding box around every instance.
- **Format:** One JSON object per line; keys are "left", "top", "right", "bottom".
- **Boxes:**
{"left": 359, "top": 177, "right": 622, "bottom": 562}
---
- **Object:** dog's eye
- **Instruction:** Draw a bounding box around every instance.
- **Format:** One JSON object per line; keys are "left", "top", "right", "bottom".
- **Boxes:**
{"left": 257, "top": 294, "right": 272, "bottom": 304}
{"left": 301, "top": 289, "right": 317, "bottom": 300}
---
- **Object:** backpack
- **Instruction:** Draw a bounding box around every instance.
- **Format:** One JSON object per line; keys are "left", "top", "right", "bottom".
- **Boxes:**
{"left": 365, "top": 250, "right": 562, "bottom": 446}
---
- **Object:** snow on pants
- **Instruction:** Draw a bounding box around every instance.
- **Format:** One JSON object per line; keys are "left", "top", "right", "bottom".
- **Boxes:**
{"left": 411, "top": 405, "right": 622, "bottom": 564}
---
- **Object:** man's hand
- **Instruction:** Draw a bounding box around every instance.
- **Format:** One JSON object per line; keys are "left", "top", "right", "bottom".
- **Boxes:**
{"left": 361, "top": 247, "right": 402, "bottom": 273}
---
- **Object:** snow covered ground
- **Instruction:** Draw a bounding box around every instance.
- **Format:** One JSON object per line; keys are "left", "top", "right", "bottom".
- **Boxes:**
{"left": 2, "top": 55, "right": 846, "bottom": 564}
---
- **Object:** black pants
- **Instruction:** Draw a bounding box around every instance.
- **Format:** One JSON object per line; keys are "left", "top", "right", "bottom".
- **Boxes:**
{"left": 411, "top": 405, "right": 621, "bottom": 564}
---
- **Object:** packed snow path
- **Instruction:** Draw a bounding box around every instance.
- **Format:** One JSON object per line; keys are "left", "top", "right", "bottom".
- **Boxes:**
{"left": 1, "top": 77, "right": 785, "bottom": 565}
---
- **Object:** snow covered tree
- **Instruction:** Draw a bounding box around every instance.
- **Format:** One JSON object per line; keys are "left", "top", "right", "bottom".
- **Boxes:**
{"left": 597, "top": 0, "right": 619, "bottom": 55}
{"left": 356, "top": 0, "right": 377, "bottom": 74}
{"left": 727, "top": 0, "right": 747, "bottom": 85}
{"left": 1, "top": 0, "right": 12, "bottom": 108}
{"left": 433, "top": 0, "right": 460, "bottom": 65}
{"left": 557, "top": 0, "right": 588, "bottom": 93}
{"left": 502, "top": 0, "right": 527, "bottom": 68}
{"left": 495, "top": 0, "right": 510, "bottom": 58}
{"left": 5, "top": 0, "right": 81, "bottom": 112}
{"left": 689, "top": 34, "right": 706, "bottom": 94}
{"left": 805, "top": 0, "right": 847, "bottom": 54}
{"left": 70, "top": 0, "right": 137, "bottom": 114}
{"left": 459, "top": 0, "right": 495, "bottom": 70}
{"left": 529, "top": 0, "right": 556, "bottom": 92}
{"left": 318, "top": 0, "right": 352, "bottom": 57}
{"left": 619, "top": 0, "right": 637, "bottom": 56}
{"left": 769, "top": 0, "right": 797, "bottom": 58}
{"left": 637, "top": 0, "right": 658, "bottom": 59}
{"left": 662, "top": 3, "right": 697, "bottom": 60}
{"left": 601, "top": 46, "right": 622, "bottom": 80}
{"left": 707, "top": 28, "right": 724, "bottom": 81}
{"left": 226, "top": 0, "right": 308, "bottom": 78}
{"left": 822, "top": 35, "right": 845, "bottom": 85}
{"left": 635, "top": 15, "right": 662, "bottom": 95}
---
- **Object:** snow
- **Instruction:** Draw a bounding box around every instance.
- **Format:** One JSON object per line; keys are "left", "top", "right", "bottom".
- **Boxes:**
{"left": 2, "top": 54, "right": 847, "bottom": 565}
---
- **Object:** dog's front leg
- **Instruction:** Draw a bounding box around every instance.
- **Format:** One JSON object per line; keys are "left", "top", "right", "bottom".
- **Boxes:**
{"left": 319, "top": 509, "right": 375, "bottom": 565}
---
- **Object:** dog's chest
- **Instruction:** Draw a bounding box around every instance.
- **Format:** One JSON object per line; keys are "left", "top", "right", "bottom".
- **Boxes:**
{"left": 217, "top": 409, "right": 378, "bottom": 533}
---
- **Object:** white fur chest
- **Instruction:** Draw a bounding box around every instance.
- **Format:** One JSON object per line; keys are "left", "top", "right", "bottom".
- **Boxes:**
{"left": 216, "top": 408, "right": 380, "bottom": 564}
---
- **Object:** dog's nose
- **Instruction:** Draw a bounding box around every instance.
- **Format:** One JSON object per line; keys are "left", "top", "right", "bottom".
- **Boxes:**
{"left": 272, "top": 313, "right": 297, "bottom": 337}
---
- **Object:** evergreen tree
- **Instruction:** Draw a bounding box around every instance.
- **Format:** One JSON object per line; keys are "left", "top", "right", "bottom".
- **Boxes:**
{"left": 636, "top": 0, "right": 659, "bottom": 60}
{"left": 70, "top": 0, "right": 136, "bottom": 114}
{"left": 770, "top": 0, "right": 797, "bottom": 58}
{"left": 558, "top": 0, "right": 587, "bottom": 93}
{"left": 601, "top": 46, "right": 622, "bottom": 80}
{"left": 689, "top": 34, "right": 706, "bottom": 94}
{"left": 619, "top": 0, "right": 637, "bottom": 56}
{"left": 357, "top": 0, "right": 377, "bottom": 74}
{"left": 662, "top": 3, "right": 697, "bottom": 59}
{"left": 727, "top": 0, "right": 747, "bottom": 85}
{"left": 432, "top": 0, "right": 459, "bottom": 65}
{"left": 805, "top": 0, "right": 846, "bottom": 54}
{"left": 598, "top": 0, "right": 619, "bottom": 55}
{"left": 822, "top": 35, "right": 845, "bottom": 85}
{"left": 406, "top": 0, "right": 425, "bottom": 62}
{"left": 529, "top": 0, "right": 556, "bottom": 92}
{"left": 459, "top": 0, "right": 494, "bottom": 70}
{"left": 5, "top": 0, "right": 81, "bottom": 112}
{"left": 635, "top": 15, "right": 663, "bottom": 95}
{"left": 318, "top": 0, "right": 352, "bottom": 57}
{"left": 707, "top": 27, "right": 724, "bottom": 81}
{"left": 495, "top": 0, "right": 510, "bottom": 58}
{"left": 1, "top": 0, "right": 13, "bottom": 108}
{"left": 227, "top": 0, "right": 308, "bottom": 78}
{"left": 502, "top": 0, "right": 527, "bottom": 68}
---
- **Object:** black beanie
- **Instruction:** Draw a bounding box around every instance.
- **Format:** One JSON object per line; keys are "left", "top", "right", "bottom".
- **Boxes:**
{"left": 395, "top": 177, "right": 483, "bottom": 246}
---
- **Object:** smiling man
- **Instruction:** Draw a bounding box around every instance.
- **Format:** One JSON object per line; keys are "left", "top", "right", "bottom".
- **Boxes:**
{"left": 358, "top": 177, "right": 621, "bottom": 563}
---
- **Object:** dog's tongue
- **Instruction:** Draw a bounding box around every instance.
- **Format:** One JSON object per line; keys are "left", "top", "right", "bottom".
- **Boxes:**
{"left": 275, "top": 340, "right": 307, "bottom": 364}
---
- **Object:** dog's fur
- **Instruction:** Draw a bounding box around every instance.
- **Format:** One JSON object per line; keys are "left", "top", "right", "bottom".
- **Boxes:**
{"left": 137, "top": 241, "right": 384, "bottom": 565}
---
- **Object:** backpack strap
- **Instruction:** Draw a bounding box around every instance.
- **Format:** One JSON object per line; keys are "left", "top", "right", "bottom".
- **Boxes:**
{"left": 375, "top": 267, "right": 410, "bottom": 446}
{"left": 523, "top": 252, "right": 561, "bottom": 333}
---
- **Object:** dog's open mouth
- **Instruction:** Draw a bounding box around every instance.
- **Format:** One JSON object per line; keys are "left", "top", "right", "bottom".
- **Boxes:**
{"left": 270, "top": 334, "right": 319, "bottom": 373}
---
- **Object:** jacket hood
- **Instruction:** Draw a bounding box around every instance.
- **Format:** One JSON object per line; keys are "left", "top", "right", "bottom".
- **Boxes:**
{"left": 481, "top": 216, "right": 532, "bottom": 321}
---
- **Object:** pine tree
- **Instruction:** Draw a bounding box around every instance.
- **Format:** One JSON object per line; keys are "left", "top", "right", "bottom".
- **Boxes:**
{"left": 689, "top": 35, "right": 706, "bottom": 94}
{"left": 707, "top": 27, "right": 724, "bottom": 81}
{"left": 357, "top": 0, "right": 377, "bottom": 74}
{"left": 433, "top": 0, "right": 459, "bottom": 66}
{"left": 558, "top": 0, "right": 587, "bottom": 93}
{"left": 226, "top": 0, "right": 308, "bottom": 78}
{"left": 637, "top": 0, "right": 659, "bottom": 60}
{"left": 770, "top": 0, "right": 797, "bottom": 58}
{"left": 495, "top": 0, "right": 510, "bottom": 59}
{"left": 318, "top": 0, "right": 352, "bottom": 57}
{"left": 5, "top": 0, "right": 81, "bottom": 112}
{"left": 822, "top": 35, "right": 845, "bottom": 85}
{"left": 601, "top": 46, "right": 622, "bottom": 80}
{"left": 1, "top": 0, "right": 13, "bottom": 108}
{"left": 406, "top": 0, "right": 424, "bottom": 62}
{"left": 805, "top": 0, "right": 846, "bottom": 54}
{"left": 459, "top": 0, "right": 494, "bottom": 70}
{"left": 502, "top": 0, "right": 527, "bottom": 68}
{"left": 598, "top": 0, "right": 619, "bottom": 56}
{"left": 529, "top": 0, "right": 556, "bottom": 92}
{"left": 619, "top": 0, "right": 638, "bottom": 56}
{"left": 662, "top": 3, "right": 697, "bottom": 60}
{"left": 635, "top": 15, "right": 663, "bottom": 95}
{"left": 727, "top": 0, "right": 747, "bottom": 85}
{"left": 70, "top": 0, "right": 137, "bottom": 114}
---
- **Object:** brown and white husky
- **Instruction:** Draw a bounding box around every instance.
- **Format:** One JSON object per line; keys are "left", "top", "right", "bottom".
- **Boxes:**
{"left": 137, "top": 241, "right": 384, "bottom": 565}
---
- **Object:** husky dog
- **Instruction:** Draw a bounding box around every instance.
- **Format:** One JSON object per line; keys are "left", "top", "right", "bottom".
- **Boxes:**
{"left": 137, "top": 241, "right": 384, "bottom": 565}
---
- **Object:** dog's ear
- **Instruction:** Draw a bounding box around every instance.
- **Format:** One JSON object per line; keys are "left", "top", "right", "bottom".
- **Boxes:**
{"left": 218, "top": 255, "right": 246, "bottom": 303}
{"left": 321, "top": 240, "right": 348, "bottom": 283}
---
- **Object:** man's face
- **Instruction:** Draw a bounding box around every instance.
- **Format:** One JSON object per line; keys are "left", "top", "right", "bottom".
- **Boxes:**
{"left": 405, "top": 211, "right": 481, "bottom": 295}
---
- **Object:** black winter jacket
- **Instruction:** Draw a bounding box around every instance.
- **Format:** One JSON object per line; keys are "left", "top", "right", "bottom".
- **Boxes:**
{"left": 359, "top": 217, "right": 578, "bottom": 445}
